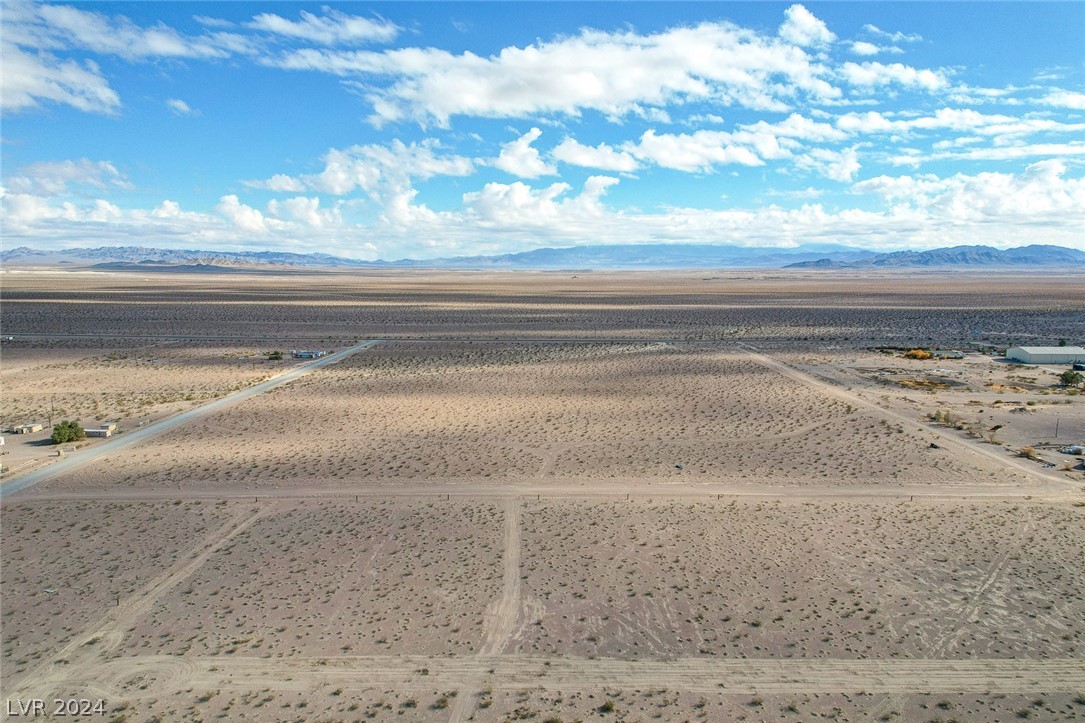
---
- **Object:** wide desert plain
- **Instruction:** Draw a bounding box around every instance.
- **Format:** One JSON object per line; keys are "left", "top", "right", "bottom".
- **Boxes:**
{"left": 1, "top": 268, "right": 1084, "bottom": 722}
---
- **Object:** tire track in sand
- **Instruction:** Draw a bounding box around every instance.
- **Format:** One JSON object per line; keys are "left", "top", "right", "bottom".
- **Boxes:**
{"left": 449, "top": 496, "right": 521, "bottom": 722}
{"left": 2, "top": 504, "right": 273, "bottom": 717}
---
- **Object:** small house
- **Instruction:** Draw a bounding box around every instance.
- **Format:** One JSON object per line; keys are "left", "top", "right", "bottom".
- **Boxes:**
{"left": 13, "top": 423, "right": 44, "bottom": 434}
{"left": 85, "top": 429, "right": 112, "bottom": 438}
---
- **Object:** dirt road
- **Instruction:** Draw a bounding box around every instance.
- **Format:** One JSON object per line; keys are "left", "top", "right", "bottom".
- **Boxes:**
{"left": 72, "top": 655, "right": 1085, "bottom": 700}
{"left": 0, "top": 340, "right": 383, "bottom": 500}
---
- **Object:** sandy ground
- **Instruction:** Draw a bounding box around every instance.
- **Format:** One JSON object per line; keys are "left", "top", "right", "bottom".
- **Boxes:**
{"left": 0, "top": 344, "right": 303, "bottom": 482}
{"left": 0, "top": 500, "right": 243, "bottom": 681}
{"left": 784, "top": 349, "right": 1085, "bottom": 466}
{"left": 2, "top": 269, "right": 1084, "bottom": 723}
{"left": 34, "top": 342, "right": 1031, "bottom": 492}
{"left": 121, "top": 499, "right": 503, "bottom": 659}
{"left": 3, "top": 268, "right": 1083, "bottom": 343}
{"left": 516, "top": 498, "right": 1084, "bottom": 660}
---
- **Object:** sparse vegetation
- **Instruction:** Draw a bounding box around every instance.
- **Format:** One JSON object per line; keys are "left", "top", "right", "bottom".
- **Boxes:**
{"left": 50, "top": 419, "right": 85, "bottom": 444}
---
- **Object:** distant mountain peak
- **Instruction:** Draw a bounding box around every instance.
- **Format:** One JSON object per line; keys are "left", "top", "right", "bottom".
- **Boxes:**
{"left": 3, "top": 243, "right": 1081, "bottom": 271}
{"left": 785, "top": 244, "right": 1085, "bottom": 269}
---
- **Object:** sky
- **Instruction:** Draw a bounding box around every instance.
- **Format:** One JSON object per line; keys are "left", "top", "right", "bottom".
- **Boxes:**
{"left": 2, "top": 1, "right": 1084, "bottom": 260}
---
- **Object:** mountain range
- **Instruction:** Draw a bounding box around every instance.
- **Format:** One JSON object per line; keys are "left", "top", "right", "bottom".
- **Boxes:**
{"left": 784, "top": 244, "right": 1085, "bottom": 269}
{"left": 2, "top": 243, "right": 1081, "bottom": 271}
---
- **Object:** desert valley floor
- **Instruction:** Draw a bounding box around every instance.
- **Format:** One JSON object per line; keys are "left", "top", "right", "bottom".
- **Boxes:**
{"left": 1, "top": 269, "right": 1084, "bottom": 722}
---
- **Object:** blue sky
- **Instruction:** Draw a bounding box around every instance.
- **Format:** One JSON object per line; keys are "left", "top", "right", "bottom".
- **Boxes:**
{"left": 3, "top": 1, "right": 1083, "bottom": 259}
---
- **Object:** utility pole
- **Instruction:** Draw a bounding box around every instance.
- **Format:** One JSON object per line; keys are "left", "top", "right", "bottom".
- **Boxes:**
{"left": 1055, "top": 416, "right": 1060, "bottom": 439}
{"left": 49, "top": 395, "right": 55, "bottom": 427}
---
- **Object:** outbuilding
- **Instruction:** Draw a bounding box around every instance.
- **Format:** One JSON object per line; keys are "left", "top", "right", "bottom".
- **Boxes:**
{"left": 85, "top": 429, "right": 112, "bottom": 438}
{"left": 13, "top": 423, "right": 44, "bottom": 434}
{"left": 1006, "top": 346, "right": 1085, "bottom": 364}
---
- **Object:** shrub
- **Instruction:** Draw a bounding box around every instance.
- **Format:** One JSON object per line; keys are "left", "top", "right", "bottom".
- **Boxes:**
{"left": 903, "top": 349, "right": 932, "bottom": 360}
{"left": 1059, "top": 370, "right": 1084, "bottom": 387}
{"left": 1017, "top": 446, "right": 1039, "bottom": 460}
{"left": 51, "top": 420, "right": 85, "bottom": 444}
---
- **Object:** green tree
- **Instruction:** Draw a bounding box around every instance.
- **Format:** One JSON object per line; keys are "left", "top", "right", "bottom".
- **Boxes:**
{"left": 1059, "top": 370, "right": 1084, "bottom": 387}
{"left": 51, "top": 420, "right": 85, "bottom": 444}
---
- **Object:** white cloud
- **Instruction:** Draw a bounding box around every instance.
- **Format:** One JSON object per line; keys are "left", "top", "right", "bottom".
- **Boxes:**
{"left": 5, "top": 158, "right": 131, "bottom": 196}
{"left": 1041, "top": 90, "right": 1085, "bottom": 110}
{"left": 303, "top": 139, "right": 475, "bottom": 196}
{"left": 853, "top": 159, "right": 1085, "bottom": 224}
{"left": 628, "top": 129, "right": 763, "bottom": 172}
{"left": 266, "top": 196, "right": 341, "bottom": 228}
{"left": 862, "top": 24, "right": 922, "bottom": 43}
{"left": 166, "top": 98, "right": 199, "bottom": 116}
{"left": 493, "top": 128, "right": 557, "bottom": 178}
{"left": 779, "top": 4, "right": 836, "bottom": 48}
{"left": 622, "top": 115, "right": 840, "bottom": 173}
{"left": 272, "top": 18, "right": 842, "bottom": 125}
{"left": 152, "top": 200, "right": 182, "bottom": 218}
{"left": 243, "top": 173, "right": 308, "bottom": 193}
{"left": 34, "top": 3, "right": 232, "bottom": 60}
{"left": 193, "top": 15, "right": 235, "bottom": 30}
{"left": 463, "top": 176, "right": 619, "bottom": 229}
{"left": 850, "top": 41, "right": 880, "bottom": 56}
{"left": 552, "top": 138, "right": 639, "bottom": 172}
{"left": 6, "top": 162, "right": 1084, "bottom": 257}
{"left": 247, "top": 9, "right": 399, "bottom": 46}
{"left": 0, "top": 41, "right": 120, "bottom": 114}
{"left": 850, "top": 41, "right": 902, "bottom": 57}
{"left": 890, "top": 142, "right": 1085, "bottom": 166}
{"left": 836, "top": 108, "right": 1085, "bottom": 140}
{"left": 795, "top": 146, "right": 860, "bottom": 182}
{"left": 840, "top": 61, "right": 948, "bottom": 91}
{"left": 216, "top": 194, "right": 267, "bottom": 232}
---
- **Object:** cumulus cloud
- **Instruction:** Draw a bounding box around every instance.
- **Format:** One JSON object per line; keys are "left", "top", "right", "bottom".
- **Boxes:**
{"left": 0, "top": 41, "right": 120, "bottom": 114}
{"left": 862, "top": 24, "right": 922, "bottom": 43}
{"left": 628, "top": 129, "right": 763, "bottom": 172}
{"left": 463, "top": 175, "right": 619, "bottom": 228}
{"left": 836, "top": 108, "right": 1085, "bottom": 139}
{"left": 216, "top": 194, "right": 267, "bottom": 232}
{"left": 1041, "top": 90, "right": 1085, "bottom": 110}
{"left": 247, "top": 8, "right": 399, "bottom": 45}
{"left": 890, "top": 142, "right": 1085, "bottom": 166}
{"left": 795, "top": 146, "right": 860, "bottom": 182}
{"left": 271, "top": 18, "right": 842, "bottom": 125}
{"left": 779, "top": 4, "right": 836, "bottom": 47}
{"left": 302, "top": 139, "right": 475, "bottom": 196}
{"left": 166, "top": 98, "right": 198, "bottom": 116}
{"left": 849, "top": 41, "right": 902, "bottom": 57}
{"left": 5, "top": 158, "right": 132, "bottom": 196}
{"left": 266, "top": 196, "right": 341, "bottom": 227}
{"left": 243, "top": 173, "right": 308, "bottom": 193}
{"left": 840, "top": 61, "right": 948, "bottom": 91}
{"left": 33, "top": 3, "right": 233, "bottom": 60}
{"left": 552, "top": 138, "right": 639, "bottom": 172}
{"left": 854, "top": 159, "right": 1085, "bottom": 224}
{"left": 493, "top": 128, "right": 557, "bottom": 178}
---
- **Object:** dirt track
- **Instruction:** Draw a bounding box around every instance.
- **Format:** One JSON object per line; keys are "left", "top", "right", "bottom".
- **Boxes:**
{"left": 64, "top": 654, "right": 1085, "bottom": 700}
{"left": 3, "top": 340, "right": 1082, "bottom": 721}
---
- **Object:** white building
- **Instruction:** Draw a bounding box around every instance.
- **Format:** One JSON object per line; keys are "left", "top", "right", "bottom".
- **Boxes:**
{"left": 1006, "top": 346, "right": 1085, "bottom": 364}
